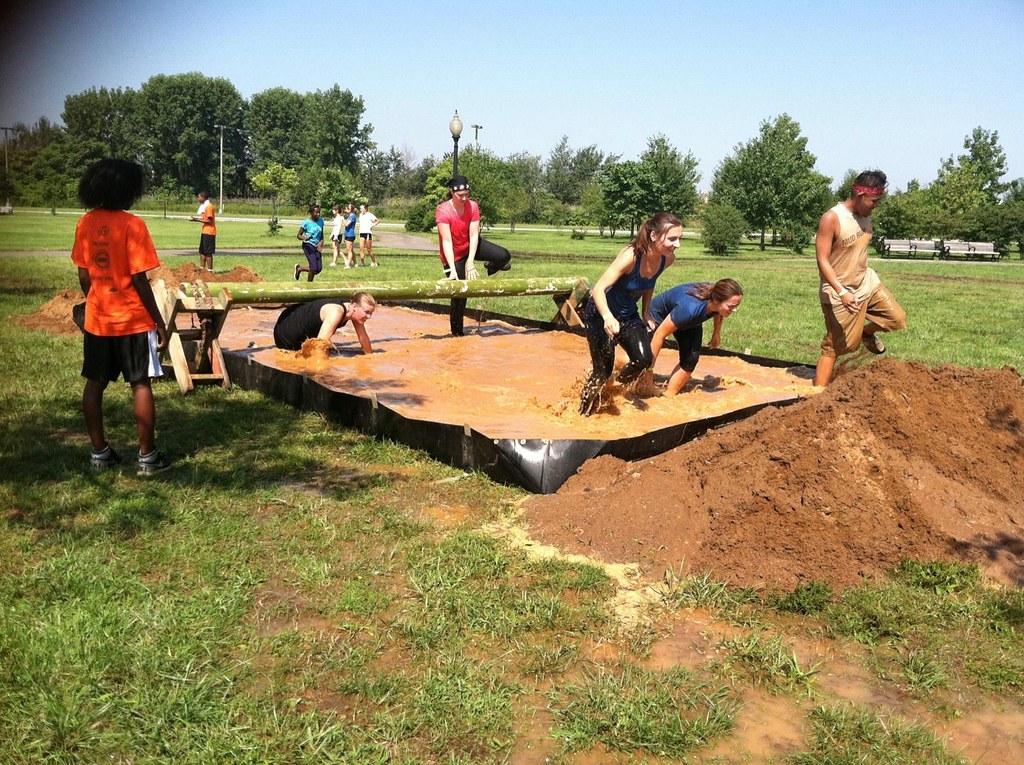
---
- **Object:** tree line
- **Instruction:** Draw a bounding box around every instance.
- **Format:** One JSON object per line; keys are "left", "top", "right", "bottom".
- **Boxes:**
{"left": 2, "top": 72, "right": 1022, "bottom": 253}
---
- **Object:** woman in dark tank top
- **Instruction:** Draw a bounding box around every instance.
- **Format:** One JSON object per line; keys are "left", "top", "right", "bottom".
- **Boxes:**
{"left": 579, "top": 211, "right": 683, "bottom": 416}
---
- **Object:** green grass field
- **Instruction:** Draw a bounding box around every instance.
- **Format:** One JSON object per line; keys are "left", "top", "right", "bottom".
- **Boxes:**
{"left": 2, "top": 214, "right": 1023, "bottom": 762}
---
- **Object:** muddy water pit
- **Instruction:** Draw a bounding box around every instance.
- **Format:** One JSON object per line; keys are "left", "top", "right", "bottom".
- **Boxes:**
{"left": 219, "top": 304, "right": 815, "bottom": 441}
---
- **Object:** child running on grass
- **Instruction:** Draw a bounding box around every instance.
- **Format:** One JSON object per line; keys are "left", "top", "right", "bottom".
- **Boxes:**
{"left": 72, "top": 158, "right": 173, "bottom": 476}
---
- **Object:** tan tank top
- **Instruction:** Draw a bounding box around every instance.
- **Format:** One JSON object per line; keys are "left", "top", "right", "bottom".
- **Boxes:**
{"left": 820, "top": 202, "right": 879, "bottom": 301}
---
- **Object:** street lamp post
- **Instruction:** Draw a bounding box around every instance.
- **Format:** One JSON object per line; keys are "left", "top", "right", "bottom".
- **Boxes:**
{"left": 470, "top": 124, "right": 483, "bottom": 149}
{"left": 0, "top": 125, "right": 13, "bottom": 209}
{"left": 449, "top": 110, "right": 463, "bottom": 176}
{"left": 214, "top": 123, "right": 226, "bottom": 214}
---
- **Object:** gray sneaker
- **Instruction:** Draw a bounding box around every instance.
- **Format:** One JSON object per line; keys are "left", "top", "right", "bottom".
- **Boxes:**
{"left": 90, "top": 445, "right": 122, "bottom": 471}
{"left": 137, "top": 450, "right": 173, "bottom": 477}
{"left": 863, "top": 333, "right": 886, "bottom": 355}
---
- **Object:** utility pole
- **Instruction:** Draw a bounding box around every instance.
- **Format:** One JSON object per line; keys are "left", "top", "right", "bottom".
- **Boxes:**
{"left": 470, "top": 124, "right": 483, "bottom": 149}
{"left": 0, "top": 126, "right": 13, "bottom": 209}
{"left": 214, "top": 124, "right": 225, "bottom": 214}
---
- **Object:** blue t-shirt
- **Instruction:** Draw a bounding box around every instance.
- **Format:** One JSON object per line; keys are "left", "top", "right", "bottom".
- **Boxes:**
{"left": 344, "top": 213, "right": 356, "bottom": 237}
{"left": 604, "top": 248, "right": 667, "bottom": 321}
{"left": 300, "top": 217, "right": 325, "bottom": 246}
{"left": 650, "top": 283, "right": 712, "bottom": 330}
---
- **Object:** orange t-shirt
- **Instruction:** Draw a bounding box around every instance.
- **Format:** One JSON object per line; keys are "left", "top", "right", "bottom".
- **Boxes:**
{"left": 71, "top": 209, "right": 161, "bottom": 336}
{"left": 197, "top": 199, "right": 216, "bottom": 235}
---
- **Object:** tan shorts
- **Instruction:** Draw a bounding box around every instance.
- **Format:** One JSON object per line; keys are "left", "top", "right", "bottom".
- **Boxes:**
{"left": 820, "top": 283, "right": 907, "bottom": 357}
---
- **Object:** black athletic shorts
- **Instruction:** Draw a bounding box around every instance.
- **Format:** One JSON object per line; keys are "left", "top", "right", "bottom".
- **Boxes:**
{"left": 199, "top": 233, "right": 216, "bottom": 255}
{"left": 82, "top": 329, "right": 162, "bottom": 384}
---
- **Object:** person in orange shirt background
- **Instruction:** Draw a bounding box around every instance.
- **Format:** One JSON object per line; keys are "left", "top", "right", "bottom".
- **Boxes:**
{"left": 190, "top": 190, "right": 217, "bottom": 272}
{"left": 72, "top": 158, "right": 173, "bottom": 475}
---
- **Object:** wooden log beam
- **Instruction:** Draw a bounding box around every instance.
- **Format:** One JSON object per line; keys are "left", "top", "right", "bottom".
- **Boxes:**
{"left": 181, "top": 277, "right": 590, "bottom": 305}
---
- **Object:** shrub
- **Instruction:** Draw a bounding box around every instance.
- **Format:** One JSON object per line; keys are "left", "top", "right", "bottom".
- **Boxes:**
{"left": 701, "top": 202, "right": 747, "bottom": 255}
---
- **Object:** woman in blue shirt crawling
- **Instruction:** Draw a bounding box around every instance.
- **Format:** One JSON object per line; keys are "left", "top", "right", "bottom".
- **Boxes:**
{"left": 579, "top": 212, "right": 683, "bottom": 416}
{"left": 649, "top": 279, "right": 744, "bottom": 395}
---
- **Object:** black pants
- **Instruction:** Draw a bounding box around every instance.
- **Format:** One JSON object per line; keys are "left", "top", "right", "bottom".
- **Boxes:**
{"left": 582, "top": 301, "right": 653, "bottom": 388}
{"left": 445, "top": 238, "right": 512, "bottom": 336}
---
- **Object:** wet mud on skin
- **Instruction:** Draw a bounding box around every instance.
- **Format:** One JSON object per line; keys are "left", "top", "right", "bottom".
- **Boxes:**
{"left": 219, "top": 304, "right": 817, "bottom": 441}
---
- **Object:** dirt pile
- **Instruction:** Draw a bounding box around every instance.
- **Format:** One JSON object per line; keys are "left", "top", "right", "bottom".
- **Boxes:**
{"left": 523, "top": 359, "right": 1024, "bottom": 590}
{"left": 14, "top": 264, "right": 265, "bottom": 336}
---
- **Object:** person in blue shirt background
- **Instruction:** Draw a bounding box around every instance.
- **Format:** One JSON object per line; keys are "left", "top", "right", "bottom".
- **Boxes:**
{"left": 649, "top": 279, "right": 744, "bottom": 395}
{"left": 294, "top": 204, "right": 326, "bottom": 282}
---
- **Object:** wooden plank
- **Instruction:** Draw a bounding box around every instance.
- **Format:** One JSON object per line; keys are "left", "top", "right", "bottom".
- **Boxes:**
{"left": 167, "top": 333, "right": 194, "bottom": 394}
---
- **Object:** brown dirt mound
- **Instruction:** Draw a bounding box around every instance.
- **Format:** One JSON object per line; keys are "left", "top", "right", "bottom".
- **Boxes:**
{"left": 522, "top": 358, "right": 1024, "bottom": 591}
{"left": 147, "top": 263, "right": 264, "bottom": 287}
{"left": 14, "top": 264, "right": 265, "bottom": 336}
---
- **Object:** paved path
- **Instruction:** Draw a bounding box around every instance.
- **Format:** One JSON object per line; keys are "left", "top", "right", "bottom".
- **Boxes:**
{"left": 1, "top": 228, "right": 438, "bottom": 258}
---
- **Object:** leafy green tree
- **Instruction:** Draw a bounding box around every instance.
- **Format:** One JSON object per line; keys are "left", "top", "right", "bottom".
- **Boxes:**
{"left": 247, "top": 87, "right": 306, "bottom": 169}
{"left": 250, "top": 162, "right": 300, "bottom": 221}
{"left": 711, "top": 114, "right": 829, "bottom": 250}
{"left": 404, "top": 162, "right": 451, "bottom": 232}
{"left": 358, "top": 146, "right": 412, "bottom": 204}
{"left": 638, "top": 135, "right": 701, "bottom": 221}
{"left": 544, "top": 136, "right": 574, "bottom": 203}
{"left": 701, "top": 202, "right": 748, "bottom": 255}
{"left": 293, "top": 165, "right": 362, "bottom": 209}
{"left": 598, "top": 137, "right": 699, "bottom": 236}
{"left": 302, "top": 85, "right": 372, "bottom": 174}
{"left": 504, "top": 151, "right": 544, "bottom": 223}
{"left": 500, "top": 185, "right": 531, "bottom": 232}
{"left": 580, "top": 181, "right": 608, "bottom": 234}
{"left": 544, "top": 137, "right": 616, "bottom": 205}
{"left": 135, "top": 73, "right": 246, "bottom": 192}
{"left": 834, "top": 169, "right": 859, "bottom": 203}
{"left": 16, "top": 134, "right": 94, "bottom": 209}
{"left": 62, "top": 86, "right": 139, "bottom": 160}
{"left": 601, "top": 160, "right": 657, "bottom": 236}
{"left": 938, "top": 126, "right": 1008, "bottom": 203}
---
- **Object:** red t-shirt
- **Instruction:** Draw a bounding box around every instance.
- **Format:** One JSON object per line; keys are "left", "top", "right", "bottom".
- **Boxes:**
{"left": 435, "top": 198, "right": 479, "bottom": 263}
{"left": 71, "top": 209, "right": 161, "bottom": 336}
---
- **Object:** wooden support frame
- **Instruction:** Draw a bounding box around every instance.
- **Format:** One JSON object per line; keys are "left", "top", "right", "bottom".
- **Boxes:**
{"left": 152, "top": 279, "right": 234, "bottom": 395}
{"left": 551, "top": 278, "right": 591, "bottom": 328}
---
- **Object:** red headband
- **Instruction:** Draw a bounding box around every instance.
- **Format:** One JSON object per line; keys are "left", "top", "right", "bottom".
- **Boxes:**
{"left": 853, "top": 184, "right": 886, "bottom": 198}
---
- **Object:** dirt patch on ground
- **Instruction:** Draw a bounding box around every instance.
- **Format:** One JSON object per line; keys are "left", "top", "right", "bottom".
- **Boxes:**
{"left": 522, "top": 358, "right": 1024, "bottom": 591}
{"left": 14, "top": 263, "right": 265, "bottom": 336}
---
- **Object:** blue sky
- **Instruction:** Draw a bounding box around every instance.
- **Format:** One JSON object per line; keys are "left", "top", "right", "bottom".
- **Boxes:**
{"left": 2, "top": 0, "right": 1022, "bottom": 192}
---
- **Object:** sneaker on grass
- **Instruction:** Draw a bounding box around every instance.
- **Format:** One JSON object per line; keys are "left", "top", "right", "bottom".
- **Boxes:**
{"left": 137, "top": 450, "right": 173, "bottom": 477}
{"left": 91, "top": 444, "right": 122, "bottom": 471}
{"left": 863, "top": 333, "right": 886, "bottom": 355}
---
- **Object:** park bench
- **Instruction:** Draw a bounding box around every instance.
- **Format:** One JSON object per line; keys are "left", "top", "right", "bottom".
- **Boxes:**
{"left": 881, "top": 238, "right": 941, "bottom": 259}
{"left": 881, "top": 239, "right": 913, "bottom": 258}
{"left": 940, "top": 240, "right": 1003, "bottom": 261}
{"left": 0, "top": 204, "right": 13, "bottom": 215}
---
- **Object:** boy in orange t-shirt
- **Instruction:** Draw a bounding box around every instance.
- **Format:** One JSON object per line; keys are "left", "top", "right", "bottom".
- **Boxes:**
{"left": 72, "top": 159, "right": 173, "bottom": 475}
{"left": 190, "top": 190, "right": 217, "bottom": 272}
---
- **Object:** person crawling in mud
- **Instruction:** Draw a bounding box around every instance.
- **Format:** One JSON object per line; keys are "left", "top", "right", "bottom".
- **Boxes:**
{"left": 648, "top": 279, "right": 744, "bottom": 394}
{"left": 578, "top": 212, "right": 682, "bottom": 416}
{"left": 273, "top": 293, "right": 376, "bottom": 354}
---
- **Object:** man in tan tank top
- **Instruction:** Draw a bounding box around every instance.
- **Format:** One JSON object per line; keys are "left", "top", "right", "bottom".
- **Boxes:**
{"left": 814, "top": 170, "right": 907, "bottom": 386}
